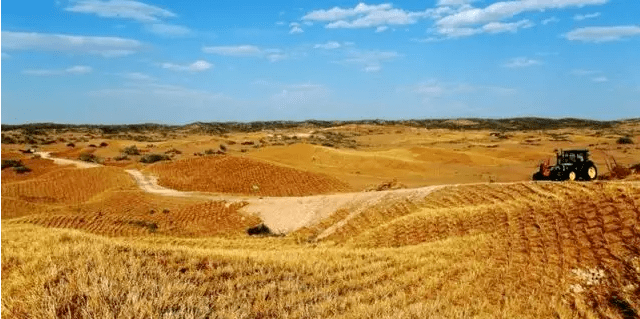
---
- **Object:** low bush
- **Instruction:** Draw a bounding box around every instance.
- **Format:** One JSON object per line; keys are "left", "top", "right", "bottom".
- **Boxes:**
{"left": 114, "top": 154, "right": 129, "bottom": 161}
{"left": 14, "top": 166, "right": 32, "bottom": 174}
{"left": 140, "top": 154, "right": 170, "bottom": 164}
{"left": 78, "top": 153, "right": 102, "bottom": 163}
{"left": 121, "top": 145, "right": 140, "bottom": 155}
{"left": 99, "top": 142, "right": 109, "bottom": 147}
{"left": 2, "top": 159, "right": 23, "bottom": 170}
{"left": 617, "top": 136, "right": 634, "bottom": 144}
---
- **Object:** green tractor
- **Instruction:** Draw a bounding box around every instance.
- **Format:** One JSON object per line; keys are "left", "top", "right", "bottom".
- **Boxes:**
{"left": 533, "top": 149, "right": 598, "bottom": 181}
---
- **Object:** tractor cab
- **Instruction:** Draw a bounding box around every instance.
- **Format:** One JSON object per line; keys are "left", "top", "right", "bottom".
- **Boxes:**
{"left": 556, "top": 149, "right": 589, "bottom": 165}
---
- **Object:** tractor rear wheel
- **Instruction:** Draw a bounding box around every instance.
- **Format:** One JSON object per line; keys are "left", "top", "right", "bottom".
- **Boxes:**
{"left": 532, "top": 171, "right": 545, "bottom": 181}
{"left": 583, "top": 164, "right": 598, "bottom": 181}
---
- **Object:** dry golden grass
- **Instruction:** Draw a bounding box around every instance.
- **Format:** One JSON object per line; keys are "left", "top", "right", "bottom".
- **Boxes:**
{"left": 2, "top": 182, "right": 639, "bottom": 318}
{"left": 148, "top": 155, "right": 352, "bottom": 196}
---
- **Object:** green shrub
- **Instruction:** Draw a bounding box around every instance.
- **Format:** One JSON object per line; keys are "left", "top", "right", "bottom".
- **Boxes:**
{"left": 2, "top": 159, "right": 23, "bottom": 170}
{"left": 121, "top": 145, "right": 140, "bottom": 155}
{"left": 617, "top": 136, "right": 634, "bottom": 144}
{"left": 140, "top": 154, "right": 170, "bottom": 164}
{"left": 114, "top": 154, "right": 129, "bottom": 161}
{"left": 78, "top": 153, "right": 102, "bottom": 163}
{"left": 14, "top": 166, "right": 32, "bottom": 174}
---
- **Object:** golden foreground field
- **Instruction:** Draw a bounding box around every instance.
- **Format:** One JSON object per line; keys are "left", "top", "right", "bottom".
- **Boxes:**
{"left": 2, "top": 120, "right": 640, "bottom": 318}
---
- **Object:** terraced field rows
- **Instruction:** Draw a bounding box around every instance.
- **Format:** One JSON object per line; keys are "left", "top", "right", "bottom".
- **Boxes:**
{"left": 148, "top": 156, "right": 352, "bottom": 196}
{"left": 2, "top": 167, "right": 136, "bottom": 205}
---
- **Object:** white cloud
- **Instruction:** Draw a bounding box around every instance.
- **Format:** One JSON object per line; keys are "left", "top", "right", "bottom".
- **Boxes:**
{"left": 266, "top": 53, "right": 288, "bottom": 62}
{"left": 437, "top": 0, "right": 607, "bottom": 28}
{"left": 121, "top": 72, "right": 155, "bottom": 81}
{"left": 290, "top": 26, "right": 304, "bottom": 34}
{"left": 289, "top": 22, "right": 304, "bottom": 34}
{"left": 66, "top": 0, "right": 175, "bottom": 22}
{"left": 145, "top": 23, "right": 191, "bottom": 37}
{"left": 571, "top": 69, "right": 608, "bottom": 82}
{"left": 302, "top": 3, "right": 451, "bottom": 30}
{"left": 23, "top": 65, "right": 93, "bottom": 76}
{"left": 541, "top": 17, "right": 560, "bottom": 25}
{"left": 375, "top": 26, "right": 389, "bottom": 32}
{"left": 66, "top": 65, "right": 93, "bottom": 74}
{"left": 341, "top": 50, "right": 400, "bottom": 72}
{"left": 202, "top": 45, "right": 262, "bottom": 56}
{"left": 411, "top": 37, "right": 445, "bottom": 43}
{"left": 2, "top": 31, "right": 142, "bottom": 57}
{"left": 303, "top": 3, "right": 393, "bottom": 21}
{"left": 409, "top": 79, "right": 516, "bottom": 101}
{"left": 565, "top": 25, "right": 640, "bottom": 42}
{"left": 437, "top": 0, "right": 476, "bottom": 6}
{"left": 435, "top": 19, "right": 533, "bottom": 38}
{"left": 271, "top": 83, "right": 329, "bottom": 109}
{"left": 503, "top": 57, "right": 542, "bottom": 68}
{"left": 571, "top": 69, "right": 599, "bottom": 76}
{"left": 161, "top": 60, "right": 213, "bottom": 72}
{"left": 203, "top": 45, "right": 289, "bottom": 62}
{"left": 90, "top": 82, "right": 230, "bottom": 107}
{"left": 592, "top": 76, "right": 608, "bottom": 82}
{"left": 314, "top": 41, "right": 341, "bottom": 49}
{"left": 482, "top": 19, "right": 534, "bottom": 33}
{"left": 574, "top": 12, "right": 600, "bottom": 21}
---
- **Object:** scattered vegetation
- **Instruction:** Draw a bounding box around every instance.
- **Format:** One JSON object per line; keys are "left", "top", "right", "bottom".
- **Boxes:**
{"left": 617, "top": 136, "right": 634, "bottom": 144}
{"left": 164, "top": 148, "right": 182, "bottom": 155}
{"left": 78, "top": 153, "right": 102, "bottom": 163}
{"left": 114, "top": 154, "right": 129, "bottom": 161}
{"left": 139, "top": 154, "right": 171, "bottom": 164}
{"left": 2, "top": 159, "right": 23, "bottom": 170}
{"left": 121, "top": 145, "right": 140, "bottom": 156}
{"left": 2, "top": 159, "right": 32, "bottom": 174}
{"left": 13, "top": 165, "right": 32, "bottom": 174}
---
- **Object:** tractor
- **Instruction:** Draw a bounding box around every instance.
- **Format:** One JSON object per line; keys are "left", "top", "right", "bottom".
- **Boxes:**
{"left": 532, "top": 149, "right": 598, "bottom": 181}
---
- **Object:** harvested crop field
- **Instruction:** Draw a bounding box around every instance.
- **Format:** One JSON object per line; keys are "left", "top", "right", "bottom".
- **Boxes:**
{"left": 147, "top": 155, "right": 352, "bottom": 196}
{"left": 1, "top": 167, "right": 136, "bottom": 206}
{"left": 1, "top": 156, "right": 66, "bottom": 184}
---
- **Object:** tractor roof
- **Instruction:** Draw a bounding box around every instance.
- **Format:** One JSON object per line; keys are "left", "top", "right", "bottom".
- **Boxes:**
{"left": 562, "top": 149, "right": 589, "bottom": 153}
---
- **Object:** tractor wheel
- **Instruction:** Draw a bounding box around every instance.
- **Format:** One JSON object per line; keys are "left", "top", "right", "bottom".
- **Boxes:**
{"left": 567, "top": 170, "right": 577, "bottom": 181}
{"left": 532, "top": 171, "right": 545, "bottom": 181}
{"left": 583, "top": 165, "right": 598, "bottom": 181}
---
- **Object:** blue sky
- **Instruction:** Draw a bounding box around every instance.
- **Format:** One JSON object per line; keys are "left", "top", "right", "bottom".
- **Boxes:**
{"left": 1, "top": 0, "right": 639, "bottom": 124}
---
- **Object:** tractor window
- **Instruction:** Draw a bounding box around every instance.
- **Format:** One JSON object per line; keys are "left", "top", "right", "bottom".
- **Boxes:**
{"left": 577, "top": 154, "right": 584, "bottom": 161}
